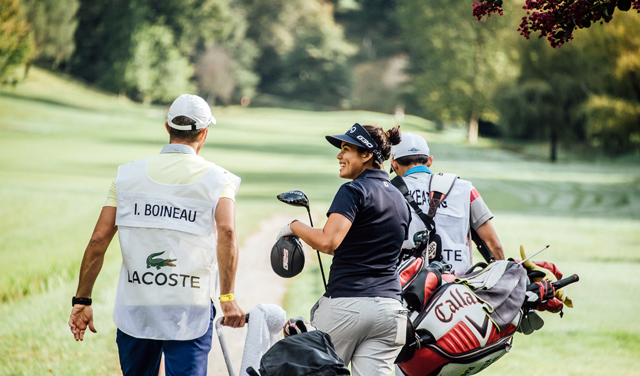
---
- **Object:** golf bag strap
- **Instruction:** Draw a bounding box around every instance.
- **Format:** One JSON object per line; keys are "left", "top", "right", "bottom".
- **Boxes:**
{"left": 427, "top": 173, "right": 458, "bottom": 217}
{"left": 391, "top": 175, "right": 435, "bottom": 233}
{"left": 391, "top": 173, "right": 459, "bottom": 229}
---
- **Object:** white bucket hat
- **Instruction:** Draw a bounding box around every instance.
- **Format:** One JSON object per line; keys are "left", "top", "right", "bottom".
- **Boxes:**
{"left": 391, "top": 132, "right": 430, "bottom": 160}
{"left": 167, "top": 94, "right": 216, "bottom": 131}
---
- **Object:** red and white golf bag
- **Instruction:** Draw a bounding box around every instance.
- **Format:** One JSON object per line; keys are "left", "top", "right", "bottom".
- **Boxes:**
{"left": 395, "top": 258, "right": 528, "bottom": 376}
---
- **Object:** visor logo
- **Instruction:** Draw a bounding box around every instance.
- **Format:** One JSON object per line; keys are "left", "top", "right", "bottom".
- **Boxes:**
{"left": 357, "top": 135, "right": 374, "bottom": 149}
{"left": 349, "top": 126, "right": 356, "bottom": 133}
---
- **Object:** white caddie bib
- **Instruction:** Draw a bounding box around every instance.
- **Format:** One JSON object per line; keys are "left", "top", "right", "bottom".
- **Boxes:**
{"left": 402, "top": 172, "right": 472, "bottom": 275}
{"left": 113, "top": 158, "right": 239, "bottom": 340}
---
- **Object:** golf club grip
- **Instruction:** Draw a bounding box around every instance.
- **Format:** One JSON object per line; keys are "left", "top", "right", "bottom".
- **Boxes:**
{"left": 552, "top": 274, "right": 579, "bottom": 290}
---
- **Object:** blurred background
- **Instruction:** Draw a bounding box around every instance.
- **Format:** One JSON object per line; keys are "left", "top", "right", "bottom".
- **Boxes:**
{"left": 0, "top": 0, "right": 639, "bottom": 375}
{"left": 2, "top": 0, "right": 639, "bottom": 158}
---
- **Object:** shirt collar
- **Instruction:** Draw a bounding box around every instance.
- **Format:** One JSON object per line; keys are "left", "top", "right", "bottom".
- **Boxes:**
{"left": 404, "top": 165, "right": 432, "bottom": 177}
{"left": 355, "top": 168, "right": 390, "bottom": 181}
{"left": 160, "top": 144, "right": 197, "bottom": 155}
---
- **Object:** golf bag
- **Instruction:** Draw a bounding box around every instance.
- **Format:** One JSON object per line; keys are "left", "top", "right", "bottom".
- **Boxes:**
{"left": 395, "top": 259, "right": 528, "bottom": 376}
{"left": 246, "top": 330, "right": 350, "bottom": 376}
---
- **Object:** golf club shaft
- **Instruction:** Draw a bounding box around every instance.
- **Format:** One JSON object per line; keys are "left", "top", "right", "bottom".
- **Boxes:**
{"left": 306, "top": 208, "right": 314, "bottom": 228}
{"left": 519, "top": 245, "right": 550, "bottom": 265}
{"left": 307, "top": 207, "right": 328, "bottom": 292}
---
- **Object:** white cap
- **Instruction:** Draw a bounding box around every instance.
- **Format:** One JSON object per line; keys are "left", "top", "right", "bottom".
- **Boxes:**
{"left": 167, "top": 94, "right": 216, "bottom": 130}
{"left": 391, "top": 132, "right": 430, "bottom": 160}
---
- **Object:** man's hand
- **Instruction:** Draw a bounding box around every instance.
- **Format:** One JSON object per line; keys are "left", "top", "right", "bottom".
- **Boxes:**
{"left": 69, "top": 305, "right": 97, "bottom": 341}
{"left": 220, "top": 300, "right": 245, "bottom": 328}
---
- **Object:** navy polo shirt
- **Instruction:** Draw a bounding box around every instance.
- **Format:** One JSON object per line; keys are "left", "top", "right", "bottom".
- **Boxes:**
{"left": 325, "top": 169, "right": 411, "bottom": 301}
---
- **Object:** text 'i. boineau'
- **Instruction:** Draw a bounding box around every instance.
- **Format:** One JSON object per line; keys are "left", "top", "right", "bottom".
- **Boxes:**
{"left": 134, "top": 203, "right": 197, "bottom": 222}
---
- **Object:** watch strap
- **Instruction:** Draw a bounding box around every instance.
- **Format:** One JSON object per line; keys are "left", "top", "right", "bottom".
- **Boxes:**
{"left": 72, "top": 296, "right": 92, "bottom": 306}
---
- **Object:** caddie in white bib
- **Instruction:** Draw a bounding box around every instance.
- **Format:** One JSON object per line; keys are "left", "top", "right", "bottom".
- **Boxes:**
{"left": 113, "top": 158, "right": 239, "bottom": 340}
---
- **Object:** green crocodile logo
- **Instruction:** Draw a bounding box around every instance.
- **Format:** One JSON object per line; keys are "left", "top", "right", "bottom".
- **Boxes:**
{"left": 146, "top": 251, "right": 177, "bottom": 270}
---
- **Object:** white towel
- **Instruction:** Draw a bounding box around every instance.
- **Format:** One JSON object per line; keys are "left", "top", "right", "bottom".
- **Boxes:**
{"left": 239, "top": 303, "right": 286, "bottom": 376}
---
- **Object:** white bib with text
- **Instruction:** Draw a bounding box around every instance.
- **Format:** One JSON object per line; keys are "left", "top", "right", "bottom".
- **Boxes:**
{"left": 402, "top": 172, "right": 472, "bottom": 275}
{"left": 113, "top": 158, "right": 239, "bottom": 340}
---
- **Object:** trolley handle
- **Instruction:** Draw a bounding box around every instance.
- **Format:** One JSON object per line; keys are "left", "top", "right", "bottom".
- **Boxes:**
{"left": 215, "top": 314, "right": 250, "bottom": 376}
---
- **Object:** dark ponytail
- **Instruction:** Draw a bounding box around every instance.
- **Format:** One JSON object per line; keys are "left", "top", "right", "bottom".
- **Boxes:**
{"left": 363, "top": 124, "right": 402, "bottom": 169}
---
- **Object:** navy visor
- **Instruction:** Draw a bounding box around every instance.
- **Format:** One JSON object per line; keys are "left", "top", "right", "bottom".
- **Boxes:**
{"left": 325, "top": 123, "right": 384, "bottom": 164}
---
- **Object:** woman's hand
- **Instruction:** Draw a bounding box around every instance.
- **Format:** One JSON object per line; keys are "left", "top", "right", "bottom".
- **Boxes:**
{"left": 276, "top": 220, "right": 297, "bottom": 241}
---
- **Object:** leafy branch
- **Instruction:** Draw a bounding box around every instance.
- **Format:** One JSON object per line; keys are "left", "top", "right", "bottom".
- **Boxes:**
{"left": 473, "top": 0, "right": 640, "bottom": 47}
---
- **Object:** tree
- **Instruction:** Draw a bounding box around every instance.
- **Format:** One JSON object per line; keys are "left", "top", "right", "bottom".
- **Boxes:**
{"left": 240, "top": 0, "right": 356, "bottom": 106}
{"left": 70, "top": 0, "right": 142, "bottom": 93}
{"left": 71, "top": 0, "right": 257, "bottom": 103}
{"left": 330, "top": 0, "right": 404, "bottom": 62}
{"left": 473, "top": 0, "right": 640, "bottom": 47}
{"left": 396, "top": 0, "right": 518, "bottom": 141}
{"left": 142, "top": 0, "right": 259, "bottom": 101}
{"left": 497, "top": 37, "right": 590, "bottom": 161}
{"left": 21, "top": 0, "right": 79, "bottom": 69}
{"left": 583, "top": 95, "right": 640, "bottom": 153}
{"left": 493, "top": 10, "right": 640, "bottom": 158}
{"left": 194, "top": 44, "right": 235, "bottom": 105}
{"left": 579, "top": 12, "right": 640, "bottom": 154}
{"left": 124, "top": 23, "right": 194, "bottom": 104}
{"left": 0, "top": 0, "right": 34, "bottom": 84}
{"left": 496, "top": 78, "right": 587, "bottom": 162}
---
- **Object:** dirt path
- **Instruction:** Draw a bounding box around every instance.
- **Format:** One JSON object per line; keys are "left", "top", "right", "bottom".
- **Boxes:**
{"left": 207, "top": 214, "right": 295, "bottom": 376}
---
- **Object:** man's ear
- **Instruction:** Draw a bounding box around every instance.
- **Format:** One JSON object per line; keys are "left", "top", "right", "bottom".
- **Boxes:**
{"left": 427, "top": 155, "right": 434, "bottom": 167}
{"left": 165, "top": 121, "right": 171, "bottom": 134}
{"left": 201, "top": 127, "right": 209, "bottom": 142}
{"left": 390, "top": 158, "right": 399, "bottom": 171}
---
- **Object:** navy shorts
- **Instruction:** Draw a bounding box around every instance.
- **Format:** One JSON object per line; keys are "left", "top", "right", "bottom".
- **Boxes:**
{"left": 116, "top": 304, "right": 215, "bottom": 376}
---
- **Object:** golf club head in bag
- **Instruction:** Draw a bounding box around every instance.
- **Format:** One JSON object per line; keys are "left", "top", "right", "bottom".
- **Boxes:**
{"left": 277, "top": 190, "right": 309, "bottom": 209}
{"left": 283, "top": 316, "right": 317, "bottom": 337}
{"left": 271, "top": 236, "right": 305, "bottom": 278}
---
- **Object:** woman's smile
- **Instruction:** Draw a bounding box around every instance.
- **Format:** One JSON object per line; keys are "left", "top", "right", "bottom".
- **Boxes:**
{"left": 337, "top": 142, "right": 366, "bottom": 179}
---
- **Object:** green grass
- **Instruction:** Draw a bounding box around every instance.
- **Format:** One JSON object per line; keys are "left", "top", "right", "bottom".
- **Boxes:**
{"left": 1, "top": 67, "right": 639, "bottom": 375}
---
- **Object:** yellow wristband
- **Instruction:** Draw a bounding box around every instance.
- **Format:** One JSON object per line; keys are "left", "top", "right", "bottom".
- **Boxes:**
{"left": 219, "top": 293, "right": 234, "bottom": 302}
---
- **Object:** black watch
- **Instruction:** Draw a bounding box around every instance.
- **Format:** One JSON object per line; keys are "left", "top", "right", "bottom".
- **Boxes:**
{"left": 72, "top": 296, "right": 92, "bottom": 306}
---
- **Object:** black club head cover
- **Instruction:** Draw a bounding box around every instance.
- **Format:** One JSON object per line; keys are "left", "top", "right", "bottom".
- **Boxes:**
{"left": 271, "top": 236, "right": 305, "bottom": 278}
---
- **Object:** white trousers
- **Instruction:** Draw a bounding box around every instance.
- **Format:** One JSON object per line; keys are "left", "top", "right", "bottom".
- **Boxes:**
{"left": 311, "top": 296, "right": 407, "bottom": 376}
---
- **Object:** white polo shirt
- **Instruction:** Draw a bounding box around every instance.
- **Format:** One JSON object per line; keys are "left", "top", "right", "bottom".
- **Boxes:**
{"left": 104, "top": 144, "right": 236, "bottom": 207}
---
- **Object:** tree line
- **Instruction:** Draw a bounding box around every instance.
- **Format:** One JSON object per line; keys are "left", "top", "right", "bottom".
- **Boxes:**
{"left": 1, "top": 0, "right": 639, "bottom": 158}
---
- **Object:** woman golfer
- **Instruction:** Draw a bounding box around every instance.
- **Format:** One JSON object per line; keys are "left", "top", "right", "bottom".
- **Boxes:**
{"left": 277, "top": 123, "right": 411, "bottom": 375}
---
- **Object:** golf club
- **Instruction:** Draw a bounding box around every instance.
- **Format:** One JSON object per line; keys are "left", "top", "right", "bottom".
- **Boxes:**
{"left": 518, "top": 244, "right": 550, "bottom": 265}
{"left": 277, "top": 190, "right": 327, "bottom": 291}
